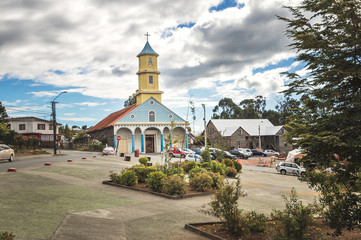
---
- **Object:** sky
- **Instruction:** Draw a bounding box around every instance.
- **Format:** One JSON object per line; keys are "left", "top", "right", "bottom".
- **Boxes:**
{"left": 0, "top": 0, "right": 307, "bottom": 134}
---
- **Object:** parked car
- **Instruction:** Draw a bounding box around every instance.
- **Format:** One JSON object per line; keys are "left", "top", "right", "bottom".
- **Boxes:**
{"left": 238, "top": 148, "right": 253, "bottom": 157}
{"left": 103, "top": 146, "right": 115, "bottom": 155}
{"left": 224, "top": 151, "right": 237, "bottom": 160}
{"left": 185, "top": 153, "right": 202, "bottom": 163}
{"left": 251, "top": 149, "right": 267, "bottom": 157}
{"left": 0, "top": 144, "right": 15, "bottom": 162}
{"left": 263, "top": 149, "right": 280, "bottom": 157}
{"left": 168, "top": 147, "right": 187, "bottom": 158}
{"left": 275, "top": 162, "right": 306, "bottom": 176}
{"left": 182, "top": 148, "right": 195, "bottom": 154}
{"left": 230, "top": 149, "right": 249, "bottom": 159}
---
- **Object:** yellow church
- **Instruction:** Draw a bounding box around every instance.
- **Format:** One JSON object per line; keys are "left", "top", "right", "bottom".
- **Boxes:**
{"left": 88, "top": 37, "right": 189, "bottom": 154}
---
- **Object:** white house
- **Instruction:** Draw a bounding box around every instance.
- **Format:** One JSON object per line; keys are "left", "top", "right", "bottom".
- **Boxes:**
{"left": 8, "top": 117, "right": 61, "bottom": 142}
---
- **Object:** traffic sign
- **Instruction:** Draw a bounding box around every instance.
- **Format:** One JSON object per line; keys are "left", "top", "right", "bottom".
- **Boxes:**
{"left": 116, "top": 136, "right": 121, "bottom": 141}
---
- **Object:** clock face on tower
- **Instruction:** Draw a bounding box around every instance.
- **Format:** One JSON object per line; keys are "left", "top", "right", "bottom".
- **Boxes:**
{"left": 148, "top": 57, "right": 153, "bottom": 66}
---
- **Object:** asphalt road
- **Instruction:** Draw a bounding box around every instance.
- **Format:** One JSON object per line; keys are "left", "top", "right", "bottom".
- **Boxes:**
{"left": 0, "top": 149, "right": 101, "bottom": 172}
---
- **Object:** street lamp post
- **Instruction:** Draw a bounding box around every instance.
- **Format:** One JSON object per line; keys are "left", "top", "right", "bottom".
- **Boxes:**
{"left": 201, "top": 104, "right": 207, "bottom": 148}
{"left": 258, "top": 120, "right": 263, "bottom": 149}
{"left": 51, "top": 91, "right": 67, "bottom": 155}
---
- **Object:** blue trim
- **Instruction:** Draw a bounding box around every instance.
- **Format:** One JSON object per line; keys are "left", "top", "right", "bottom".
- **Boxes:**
{"left": 114, "top": 135, "right": 117, "bottom": 148}
{"left": 132, "top": 135, "right": 135, "bottom": 153}
{"left": 141, "top": 134, "right": 145, "bottom": 153}
{"left": 161, "top": 134, "right": 164, "bottom": 152}
{"left": 170, "top": 134, "right": 172, "bottom": 147}
{"left": 186, "top": 133, "right": 189, "bottom": 149}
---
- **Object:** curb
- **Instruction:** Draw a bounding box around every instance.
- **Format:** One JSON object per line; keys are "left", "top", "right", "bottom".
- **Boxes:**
{"left": 184, "top": 222, "right": 226, "bottom": 240}
{"left": 102, "top": 181, "right": 213, "bottom": 200}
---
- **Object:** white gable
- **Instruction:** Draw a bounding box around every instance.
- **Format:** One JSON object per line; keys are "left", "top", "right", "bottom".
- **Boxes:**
{"left": 210, "top": 119, "right": 283, "bottom": 136}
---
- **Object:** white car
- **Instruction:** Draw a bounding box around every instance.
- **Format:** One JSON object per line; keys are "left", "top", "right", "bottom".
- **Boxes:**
{"left": 0, "top": 144, "right": 15, "bottom": 162}
{"left": 264, "top": 149, "right": 280, "bottom": 157}
{"left": 276, "top": 162, "right": 306, "bottom": 176}
{"left": 182, "top": 148, "right": 195, "bottom": 154}
{"left": 238, "top": 148, "right": 253, "bottom": 157}
{"left": 185, "top": 153, "right": 202, "bottom": 163}
{"left": 103, "top": 146, "right": 115, "bottom": 155}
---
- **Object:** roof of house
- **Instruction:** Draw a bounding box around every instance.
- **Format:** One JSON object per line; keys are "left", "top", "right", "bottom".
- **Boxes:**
{"left": 137, "top": 41, "right": 159, "bottom": 57}
{"left": 8, "top": 116, "right": 59, "bottom": 125}
{"left": 87, "top": 104, "right": 138, "bottom": 132}
{"left": 210, "top": 119, "right": 283, "bottom": 136}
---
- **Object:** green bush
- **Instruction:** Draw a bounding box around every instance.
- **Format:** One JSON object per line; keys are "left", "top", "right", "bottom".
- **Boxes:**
{"left": 189, "top": 172, "right": 213, "bottom": 192}
{"left": 225, "top": 166, "right": 237, "bottom": 177}
{"left": 146, "top": 171, "right": 165, "bottom": 192}
{"left": 199, "top": 179, "right": 247, "bottom": 234}
{"left": 109, "top": 171, "right": 120, "bottom": 183}
{"left": 214, "top": 150, "right": 225, "bottom": 162}
{"left": 138, "top": 157, "right": 148, "bottom": 166}
{"left": 166, "top": 166, "right": 185, "bottom": 178}
{"left": 0, "top": 232, "right": 15, "bottom": 240}
{"left": 271, "top": 188, "right": 319, "bottom": 240}
{"left": 119, "top": 170, "right": 138, "bottom": 187}
{"left": 188, "top": 167, "right": 207, "bottom": 178}
{"left": 131, "top": 166, "right": 157, "bottom": 183}
{"left": 179, "top": 161, "right": 197, "bottom": 173}
{"left": 163, "top": 175, "right": 189, "bottom": 196}
{"left": 200, "top": 148, "right": 211, "bottom": 162}
{"left": 201, "top": 162, "right": 211, "bottom": 170}
{"left": 210, "top": 160, "right": 226, "bottom": 175}
{"left": 244, "top": 211, "right": 267, "bottom": 233}
{"left": 207, "top": 172, "right": 224, "bottom": 189}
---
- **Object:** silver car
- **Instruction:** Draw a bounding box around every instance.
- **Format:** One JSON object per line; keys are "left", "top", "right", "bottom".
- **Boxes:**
{"left": 276, "top": 162, "right": 306, "bottom": 176}
{"left": 0, "top": 144, "right": 15, "bottom": 162}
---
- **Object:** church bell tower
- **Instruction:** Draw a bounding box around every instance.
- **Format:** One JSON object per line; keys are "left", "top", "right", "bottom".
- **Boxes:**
{"left": 135, "top": 33, "right": 163, "bottom": 105}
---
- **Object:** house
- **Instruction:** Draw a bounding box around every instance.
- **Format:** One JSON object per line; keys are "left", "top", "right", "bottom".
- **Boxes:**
{"left": 206, "top": 119, "right": 292, "bottom": 152}
{"left": 8, "top": 117, "right": 61, "bottom": 143}
{"left": 88, "top": 39, "right": 189, "bottom": 154}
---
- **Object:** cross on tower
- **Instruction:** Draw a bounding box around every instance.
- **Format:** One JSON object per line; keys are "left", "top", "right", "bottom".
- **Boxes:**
{"left": 145, "top": 32, "right": 150, "bottom": 41}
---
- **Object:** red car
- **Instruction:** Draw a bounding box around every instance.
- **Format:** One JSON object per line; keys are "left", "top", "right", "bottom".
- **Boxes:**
{"left": 168, "top": 147, "right": 187, "bottom": 158}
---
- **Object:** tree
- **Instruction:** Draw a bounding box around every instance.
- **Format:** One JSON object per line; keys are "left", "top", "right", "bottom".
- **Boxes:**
{"left": 0, "top": 102, "right": 9, "bottom": 126}
{"left": 212, "top": 98, "right": 242, "bottom": 119}
{"left": 275, "top": 95, "right": 301, "bottom": 125}
{"left": 279, "top": 0, "right": 361, "bottom": 234}
{"left": 239, "top": 95, "right": 266, "bottom": 119}
{"left": 124, "top": 94, "right": 136, "bottom": 107}
{"left": 81, "top": 125, "right": 87, "bottom": 130}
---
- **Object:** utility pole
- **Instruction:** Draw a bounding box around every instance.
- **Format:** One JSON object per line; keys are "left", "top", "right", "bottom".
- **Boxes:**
{"left": 258, "top": 120, "right": 263, "bottom": 149}
{"left": 51, "top": 91, "right": 67, "bottom": 155}
{"left": 201, "top": 104, "right": 207, "bottom": 148}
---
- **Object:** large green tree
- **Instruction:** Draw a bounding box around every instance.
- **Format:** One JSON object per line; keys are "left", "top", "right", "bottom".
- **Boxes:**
{"left": 212, "top": 98, "right": 241, "bottom": 119}
{"left": 279, "top": 0, "right": 361, "bottom": 234}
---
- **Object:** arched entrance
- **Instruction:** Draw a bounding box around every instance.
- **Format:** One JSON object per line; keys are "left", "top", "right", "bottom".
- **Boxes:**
{"left": 144, "top": 127, "right": 161, "bottom": 153}
{"left": 115, "top": 128, "right": 133, "bottom": 154}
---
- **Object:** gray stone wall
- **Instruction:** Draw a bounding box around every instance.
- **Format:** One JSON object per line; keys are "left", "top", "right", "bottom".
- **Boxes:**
{"left": 88, "top": 126, "right": 114, "bottom": 146}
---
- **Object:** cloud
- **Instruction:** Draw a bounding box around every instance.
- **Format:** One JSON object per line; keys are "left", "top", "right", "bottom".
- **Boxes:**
{"left": 58, "top": 117, "right": 98, "bottom": 122}
{"left": 74, "top": 102, "right": 107, "bottom": 107}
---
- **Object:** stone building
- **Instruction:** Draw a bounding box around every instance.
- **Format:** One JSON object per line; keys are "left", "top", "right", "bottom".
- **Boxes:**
{"left": 206, "top": 119, "right": 292, "bottom": 152}
{"left": 88, "top": 39, "right": 189, "bottom": 154}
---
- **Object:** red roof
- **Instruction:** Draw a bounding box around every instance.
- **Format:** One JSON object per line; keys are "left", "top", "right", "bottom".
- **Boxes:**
{"left": 88, "top": 104, "right": 138, "bottom": 132}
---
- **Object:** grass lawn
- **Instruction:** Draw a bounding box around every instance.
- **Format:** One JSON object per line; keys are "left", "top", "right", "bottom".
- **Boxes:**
{"left": 0, "top": 173, "right": 137, "bottom": 239}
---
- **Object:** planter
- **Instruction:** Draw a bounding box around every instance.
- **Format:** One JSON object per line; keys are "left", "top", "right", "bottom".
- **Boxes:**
{"left": 103, "top": 181, "right": 213, "bottom": 200}
{"left": 185, "top": 222, "right": 226, "bottom": 240}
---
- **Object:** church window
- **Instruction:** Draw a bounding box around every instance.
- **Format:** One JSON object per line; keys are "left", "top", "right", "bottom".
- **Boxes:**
{"left": 149, "top": 111, "right": 155, "bottom": 122}
{"left": 169, "top": 114, "right": 173, "bottom": 119}
{"left": 150, "top": 100, "right": 154, "bottom": 105}
{"left": 130, "top": 114, "right": 135, "bottom": 119}
{"left": 149, "top": 75, "right": 153, "bottom": 84}
{"left": 148, "top": 57, "right": 153, "bottom": 66}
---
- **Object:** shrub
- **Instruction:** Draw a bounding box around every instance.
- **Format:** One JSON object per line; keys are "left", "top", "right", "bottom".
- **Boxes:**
{"left": 201, "top": 162, "right": 211, "bottom": 170}
{"left": 163, "top": 175, "right": 189, "bottom": 196}
{"left": 109, "top": 171, "right": 120, "bottom": 183}
{"left": 225, "top": 166, "right": 237, "bottom": 177}
{"left": 131, "top": 166, "right": 157, "bottom": 183}
{"left": 180, "top": 161, "right": 199, "bottom": 173}
{"left": 199, "top": 179, "right": 247, "bottom": 234}
{"left": 244, "top": 211, "right": 267, "bottom": 233}
{"left": 234, "top": 160, "right": 242, "bottom": 172}
{"left": 200, "top": 148, "right": 211, "bottom": 162}
{"left": 119, "top": 170, "right": 138, "bottom": 187}
{"left": 207, "top": 172, "right": 224, "bottom": 190}
{"left": 0, "top": 232, "right": 15, "bottom": 240}
{"left": 146, "top": 171, "right": 165, "bottom": 192}
{"left": 223, "top": 158, "right": 235, "bottom": 168}
{"left": 210, "top": 160, "right": 226, "bottom": 175}
{"left": 270, "top": 188, "right": 319, "bottom": 240}
{"left": 188, "top": 167, "right": 207, "bottom": 178}
{"left": 214, "top": 150, "right": 225, "bottom": 162}
{"left": 166, "top": 166, "right": 185, "bottom": 178}
{"left": 138, "top": 157, "right": 148, "bottom": 166}
{"left": 189, "top": 172, "right": 213, "bottom": 192}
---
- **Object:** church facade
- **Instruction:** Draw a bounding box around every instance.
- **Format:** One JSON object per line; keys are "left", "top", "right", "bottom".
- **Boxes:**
{"left": 88, "top": 39, "right": 189, "bottom": 154}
